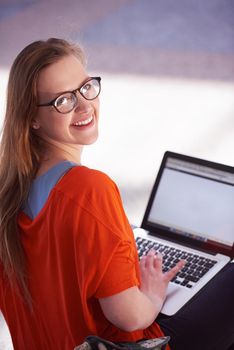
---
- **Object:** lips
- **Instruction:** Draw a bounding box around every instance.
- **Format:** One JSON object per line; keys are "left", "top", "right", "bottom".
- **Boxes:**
{"left": 71, "top": 115, "right": 94, "bottom": 127}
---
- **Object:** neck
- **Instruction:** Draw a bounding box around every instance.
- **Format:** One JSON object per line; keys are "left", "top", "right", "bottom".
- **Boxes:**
{"left": 36, "top": 143, "right": 83, "bottom": 177}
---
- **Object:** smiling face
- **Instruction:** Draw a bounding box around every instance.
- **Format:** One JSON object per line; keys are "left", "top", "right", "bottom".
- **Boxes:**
{"left": 34, "top": 54, "right": 100, "bottom": 162}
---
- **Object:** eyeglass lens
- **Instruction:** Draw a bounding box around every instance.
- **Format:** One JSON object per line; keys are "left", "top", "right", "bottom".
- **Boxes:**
{"left": 54, "top": 78, "right": 100, "bottom": 113}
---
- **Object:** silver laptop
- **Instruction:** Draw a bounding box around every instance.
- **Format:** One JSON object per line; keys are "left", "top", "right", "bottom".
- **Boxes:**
{"left": 133, "top": 151, "right": 234, "bottom": 316}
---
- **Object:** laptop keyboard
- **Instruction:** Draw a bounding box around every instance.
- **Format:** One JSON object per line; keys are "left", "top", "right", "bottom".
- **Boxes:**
{"left": 135, "top": 237, "right": 217, "bottom": 289}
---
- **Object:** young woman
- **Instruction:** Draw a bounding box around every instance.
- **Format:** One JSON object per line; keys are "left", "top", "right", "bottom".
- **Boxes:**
{"left": 0, "top": 38, "right": 233, "bottom": 350}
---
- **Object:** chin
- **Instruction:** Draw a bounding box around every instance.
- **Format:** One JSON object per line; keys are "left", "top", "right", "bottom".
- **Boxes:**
{"left": 84, "top": 131, "right": 99, "bottom": 145}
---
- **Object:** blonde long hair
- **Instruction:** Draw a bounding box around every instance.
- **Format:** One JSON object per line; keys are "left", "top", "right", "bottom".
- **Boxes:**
{"left": 0, "top": 38, "right": 85, "bottom": 303}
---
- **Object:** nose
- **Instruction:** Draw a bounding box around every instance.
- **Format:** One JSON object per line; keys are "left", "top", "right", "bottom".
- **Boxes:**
{"left": 74, "top": 92, "right": 91, "bottom": 113}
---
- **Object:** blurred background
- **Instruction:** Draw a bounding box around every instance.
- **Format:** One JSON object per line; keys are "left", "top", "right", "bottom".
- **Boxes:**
{"left": 0, "top": 0, "right": 234, "bottom": 348}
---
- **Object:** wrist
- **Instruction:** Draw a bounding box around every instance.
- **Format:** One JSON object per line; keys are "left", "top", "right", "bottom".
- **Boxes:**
{"left": 141, "top": 290, "right": 164, "bottom": 310}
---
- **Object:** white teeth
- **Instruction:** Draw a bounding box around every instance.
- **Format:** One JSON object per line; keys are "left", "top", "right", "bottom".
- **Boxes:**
{"left": 73, "top": 115, "right": 93, "bottom": 126}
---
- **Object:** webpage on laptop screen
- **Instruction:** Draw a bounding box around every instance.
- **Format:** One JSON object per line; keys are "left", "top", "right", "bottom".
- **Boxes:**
{"left": 148, "top": 157, "right": 234, "bottom": 251}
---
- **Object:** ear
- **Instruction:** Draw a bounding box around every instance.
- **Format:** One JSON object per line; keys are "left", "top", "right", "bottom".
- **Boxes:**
{"left": 32, "top": 124, "right": 40, "bottom": 130}
{"left": 31, "top": 120, "right": 40, "bottom": 130}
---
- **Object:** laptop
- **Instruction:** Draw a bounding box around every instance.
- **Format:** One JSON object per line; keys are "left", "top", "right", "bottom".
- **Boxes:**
{"left": 133, "top": 151, "right": 234, "bottom": 316}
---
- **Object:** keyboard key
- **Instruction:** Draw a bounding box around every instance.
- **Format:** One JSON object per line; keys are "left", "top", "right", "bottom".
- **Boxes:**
{"left": 186, "top": 275, "right": 199, "bottom": 283}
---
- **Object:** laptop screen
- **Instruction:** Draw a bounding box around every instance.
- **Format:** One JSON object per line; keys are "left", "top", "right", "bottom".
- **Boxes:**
{"left": 142, "top": 152, "right": 234, "bottom": 257}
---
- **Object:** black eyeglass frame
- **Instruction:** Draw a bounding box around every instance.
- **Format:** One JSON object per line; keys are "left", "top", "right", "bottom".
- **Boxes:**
{"left": 37, "top": 76, "right": 101, "bottom": 114}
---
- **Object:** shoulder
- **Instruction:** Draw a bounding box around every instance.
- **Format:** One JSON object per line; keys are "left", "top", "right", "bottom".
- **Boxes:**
{"left": 54, "top": 166, "right": 129, "bottom": 237}
{"left": 58, "top": 166, "right": 118, "bottom": 194}
{"left": 55, "top": 166, "right": 121, "bottom": 208}
{"left": 46, "top": 166, "right": 136, "bottom": 258}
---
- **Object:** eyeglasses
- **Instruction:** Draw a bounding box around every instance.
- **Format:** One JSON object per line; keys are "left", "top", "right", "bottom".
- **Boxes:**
{"left": 37, "top": 77, "right": 101, "bottom": 114}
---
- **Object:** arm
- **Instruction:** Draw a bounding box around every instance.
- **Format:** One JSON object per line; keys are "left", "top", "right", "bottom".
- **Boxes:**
{"left": 99, "top": 250, "right": 185, "bottom": 332}
{"left": 99, "top": 285, "right": 158, "bottom": 332}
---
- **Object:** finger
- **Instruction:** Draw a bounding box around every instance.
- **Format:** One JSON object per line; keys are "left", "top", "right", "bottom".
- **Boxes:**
{"left": 98, "top": 343, "right": 108, "bottom": 350}
{"left": 144, "top": 249, "right": 156, "bottom": 268}
{"left": 153, "top": 252, "right": 163, "bottom": 271}
{"left": 146, "top": 248, "right": 156, "bottom": 256}
{"left": 140, "top": 255, "right": 147, "bottom": 269}
{"left": 164, "top": 260, "right": 186, "bottom": 282}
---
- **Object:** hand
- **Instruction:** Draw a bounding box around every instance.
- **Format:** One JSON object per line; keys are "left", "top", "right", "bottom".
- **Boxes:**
{"left": 98, "top": 343, "right": 109, "bottom": 350}
{"left": 139, "top": 249, "right": 185, "bottom": 307}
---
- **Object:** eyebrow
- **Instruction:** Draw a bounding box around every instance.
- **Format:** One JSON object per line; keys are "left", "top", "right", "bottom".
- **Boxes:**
{"left": 38, "top": 76, "right": 91, "bottom": 102}
{"left": 53, "top": 76, "right": 91, "bottom": 97}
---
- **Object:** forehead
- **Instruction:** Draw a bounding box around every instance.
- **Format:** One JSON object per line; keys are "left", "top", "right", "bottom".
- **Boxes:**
{"left": 37, "top": 55, "right": 87, "bottom": 97}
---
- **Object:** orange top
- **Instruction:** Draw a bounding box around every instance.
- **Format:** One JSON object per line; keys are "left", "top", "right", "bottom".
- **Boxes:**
{"left": 0, "top": 167, "right": 167, "bottom": 350}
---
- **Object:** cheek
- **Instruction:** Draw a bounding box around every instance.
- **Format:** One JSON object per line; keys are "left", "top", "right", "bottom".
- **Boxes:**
{"left": 36, "top": 112, "right": 70, "bottom": 138}
{"left": 93, "top": 99, "right": 100, "bottom": 117}
{"left": 37, "top": 107, "right": 68, "bottom": 128}
{"left": 35, "top": 108, "right": 50, "bottom": 127}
